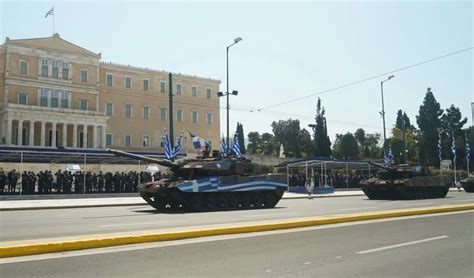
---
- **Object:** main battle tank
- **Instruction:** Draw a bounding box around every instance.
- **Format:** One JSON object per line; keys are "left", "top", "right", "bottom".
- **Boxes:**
{"left": 361, "top": 162, "right": 453, "bottom": 200}
{"left": 107, "top": 149, "right": 287, "bottom": 211}
{"left": 460, "top": 176, "right": 474, "bottom": 193}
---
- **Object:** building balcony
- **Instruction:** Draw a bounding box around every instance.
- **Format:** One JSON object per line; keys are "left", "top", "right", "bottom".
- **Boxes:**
{"left": 5, "top": 103, "right": 105, "bottom": 117}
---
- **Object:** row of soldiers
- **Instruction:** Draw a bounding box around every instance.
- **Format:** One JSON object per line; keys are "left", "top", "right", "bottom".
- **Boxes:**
{"left": 0, "top": 170, "right": 158, "bottom": 194}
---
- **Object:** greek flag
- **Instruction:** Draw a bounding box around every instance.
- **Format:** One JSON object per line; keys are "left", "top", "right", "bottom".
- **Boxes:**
{"left": 190, "top": 132, "right": 206, "bottom": 149}
{"left": 164, "top": 133, "right": 172, "bottom": 160}
{"left": 388, "top": 147, "right": 393, "bottom": 165}
{"left": 172, "top": 134, "right": 183, "bottom": 158}
{"left": 45, "top": 6, "right": 54, "bottom": 18}
{"left": 438, "top": 131, "right": 442, "bottom": 162}
{"left": 451, "top": 130, "right": 456, "bottom": 161}
{"left": 220, "top": 135, "right": 228, "bottom": 156}
{"left": 231, "top": 133, "right": 241, "bottom": 158}
{"left": 466, "top": 135, "right": 471, "bottom": 162}
{"left": 383, "top": 149, "right": 389, "bottom": 166}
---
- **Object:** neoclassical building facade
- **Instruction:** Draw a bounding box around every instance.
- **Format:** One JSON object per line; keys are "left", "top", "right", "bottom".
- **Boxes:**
{"left": 0, "top": 34, "right": 221, "bottom": 152}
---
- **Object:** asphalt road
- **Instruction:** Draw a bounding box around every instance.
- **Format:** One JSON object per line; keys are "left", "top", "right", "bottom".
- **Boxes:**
{"left": 1, "top": 211, "right": 472, "bottom": 277}
{"left": 1, "top": 191, "right": 472, "bottom": 242}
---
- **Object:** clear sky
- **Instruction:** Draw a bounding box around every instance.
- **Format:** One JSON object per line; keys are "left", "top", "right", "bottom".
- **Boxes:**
{"left": 1, "top": 0, "right": 472, "bottom": 143}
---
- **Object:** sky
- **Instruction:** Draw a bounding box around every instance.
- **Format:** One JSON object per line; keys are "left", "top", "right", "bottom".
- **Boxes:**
{"left": 1, "top": 0, "right": 472, "bottom": 143}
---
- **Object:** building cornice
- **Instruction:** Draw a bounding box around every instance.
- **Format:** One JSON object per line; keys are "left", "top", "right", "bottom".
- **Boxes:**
{"left": 5, "top": 76, "right": 100, "bottom": 95}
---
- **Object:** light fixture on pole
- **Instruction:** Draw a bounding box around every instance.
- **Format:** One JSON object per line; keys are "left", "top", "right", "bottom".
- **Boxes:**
{"left": 380, "top": 75, "right": 395, "bottom": 144}
{"left": 217, "top": 37, "right": 243, "bottom": 153}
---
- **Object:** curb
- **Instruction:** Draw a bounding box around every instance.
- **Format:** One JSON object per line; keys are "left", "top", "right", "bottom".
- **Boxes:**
{"left": 1, "top": 203, "right": 472, "bottom": 258}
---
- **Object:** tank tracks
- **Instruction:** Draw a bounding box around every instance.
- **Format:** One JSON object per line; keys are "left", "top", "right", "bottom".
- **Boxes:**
{"left": 361, "top": 185, "right": 449, "bottom": 200}
{"left": 140, "top": 188, "right": 285, "bottom": 212}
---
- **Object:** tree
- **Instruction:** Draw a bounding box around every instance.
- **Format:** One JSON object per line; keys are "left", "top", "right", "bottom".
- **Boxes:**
{"left": 333, "top": 133, "right": 359, "bottom": 160}
{"left": 364, "top": 133, "right": 382, "bottom": 159}
{"left": 416, "top": 88, "right": 443, "bottom": 165}
{"left": 247, "top": 131, "right": 261, "bottom": 154}
{"left": 298, "top": 128, "right": 314, "bottom": 158}
{"left": 271, "top": 119, "right": 302, "bottom": 158}
{"left": 309, "top": 98, "right": 331, "bottom": 157}
{"left": 440, "top": 105, "right": 468, "bottom": 168}
{"left": 354, "top": 128, "right": 366, "bottom": 146}
{"left": 396, "top": 110, "right": 413, "bottom": 131}
{"left": 385, "top": 127, "right": 417, "bottom": 163}
{"left": 261, "top": 132, "right": 276, "bottom": 156}
{"left": 236, "top": 122, "right": 246, "bottom": 154}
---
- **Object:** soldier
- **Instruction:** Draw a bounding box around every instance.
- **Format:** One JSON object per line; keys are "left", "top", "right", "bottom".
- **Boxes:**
{"left": 91, "top": 173, "right": 98, "bottom": 192}
{"left": 0, "top": 170, "right": 5, "bottom": 194}
{"left": 105, "top": 172, "right": 113, "bottom": 193}
{"left": 21, "top": 171, "right": 28, "bottom": 194}
{"left": 97, "top": 171, "right": 104, "bottom": 192}
{"left": 85, "top": 172, "right": 92, "bottom": 193}
{"left": 8, "top": 170, "right": 18, "bottom": 193}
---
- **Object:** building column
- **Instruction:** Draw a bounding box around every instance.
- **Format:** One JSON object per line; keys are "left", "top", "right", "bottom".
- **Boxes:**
{"left": 29, "top": 121, "right": 34, "bottom": 146}
{"left": 101, "top": 126, "right": 107, "bottom": 149}
{"left": 62, "top": 123, "right": 67, "bottom": 147}
{"left": 92, "top": 125, "right": 98, "bottom": 148}
{"left": 5, "top": 119, "right": 12, "bottom": 145}
{"left": 40, "top": 121, "right": 46, "bottom": 147}
{"left": 51, "top": 122, "right": 57, "bottom": 147}
{"left": 17, "top": 120, "right": 23, "bottom": 146}
{"left": 82, "top": 124, "right": 88, "bottom": 148}
{"left": 72, "top": 124, "right": 78, "bottom": 148}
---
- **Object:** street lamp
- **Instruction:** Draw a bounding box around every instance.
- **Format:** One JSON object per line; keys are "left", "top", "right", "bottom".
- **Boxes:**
{"left": 380, "top": 75, "right": 395, "bottom": 144}
{"left": 217, "top": 37, "right": 243, "bottom": 153}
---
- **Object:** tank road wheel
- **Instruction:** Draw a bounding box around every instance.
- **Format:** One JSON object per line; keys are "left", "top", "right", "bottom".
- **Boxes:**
{"left": 229, "top": 193, "right": 241, "bottom": 209}
{"left": 264, "top": 192, "right": 278, "bottom": 208}
{"left": 205, "top": 194, "right": 217, "bottom": 211}
{"left": 190, "top": 194, "right": 205, "bottom": 212}
{"left": 241, "top": 192, "right": 252, "bottom": 209}
{"left": 217, "top": 193, "right": 230, "bottom": 210}
{"left": 253, "top": 192, "right": 265, "bottom": 208}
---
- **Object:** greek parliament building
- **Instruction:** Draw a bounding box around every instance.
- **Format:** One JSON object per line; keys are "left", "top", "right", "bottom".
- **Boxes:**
{"left": 0, "top": 34, "right": 221, "bottom": 154}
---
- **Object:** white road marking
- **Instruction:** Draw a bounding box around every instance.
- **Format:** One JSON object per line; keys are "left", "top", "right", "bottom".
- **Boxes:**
{"left": 338, "top": 206, "right": 377, "bottom": 211}
{"left": 451, "top": 199, "right": 474, "bottom": 203}
{"left": 265, "top": 270, "right": 272, "bottom": 273}
{"left": 335, "top": 256, "right": 342, "bottom": 259}
{"left": 100, "top": 220, "right": 185, "bottom": 227}
{"left": 240, "top": 212, "right": 298, "bottom": 218}
{"left": 356, "top": 235, "right": 449, "bottom": 255}
{"left": 402, "top": 202, "right": 434, "bottom": 206}
{"left": 304, "top": 262, "right": 311, "bottom": 265}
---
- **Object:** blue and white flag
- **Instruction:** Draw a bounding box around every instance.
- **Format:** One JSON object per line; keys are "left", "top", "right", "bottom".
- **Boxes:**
{"left": 388, "top": 147, "right": 393, "bottom": 165}
{"left": 220, "top": 134, "right": 228, "bottom": 156}
{"left": 190, "top": 132, "right": 207, "bottom": 149}
{"left": 451, "top": 130, "right": 456, "bottom": 161}
{"left": 231, "top": 133, "right": 241, "bottom": 158}
{"left": 172, "top": 134, "right": 183, "bottom": 158}
{"left": 164, "top": 133, "right": 173, "bottom": 160}
{"left": 466, "top": 133, "right": 471, "bottom": 163}
{"left": 438, "top": 131, "right": 442, "bottom": 162}
{"left": 383, "top": 149, "right": 389, "bottom": 166}
{"left": 45, "top": 6, "right": 54, "bottom": 18}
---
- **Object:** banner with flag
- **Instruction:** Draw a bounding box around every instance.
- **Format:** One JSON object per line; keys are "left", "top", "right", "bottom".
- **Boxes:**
{"left": 189, "top": 132, "right": 207, "bottom": 149}
{"left": 220, "top": 134, "right": 228, "bottom": 156}
{"left": 45, "top": 6, "right": 54, "bottom": 18}
{"left": 231, "top": 133, "right": 241, "bottom": 158}
{"left": 451, "top": 130, "right": 456, "bottom": 161}
{"left": 438, "top": 131, "right": 442, "bottom": 163}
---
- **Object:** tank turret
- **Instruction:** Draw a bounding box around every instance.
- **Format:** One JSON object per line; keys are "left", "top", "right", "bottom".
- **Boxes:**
{"left": 460, "top": 176, "right": 474, "bottom": 192}
{"left": 107, "top": 148, "right": 288, "bottom": 211}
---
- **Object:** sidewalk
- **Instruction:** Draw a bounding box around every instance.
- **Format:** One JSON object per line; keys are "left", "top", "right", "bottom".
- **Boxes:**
{"left": 0, "top": 190, "right": 365, "bottom": 211}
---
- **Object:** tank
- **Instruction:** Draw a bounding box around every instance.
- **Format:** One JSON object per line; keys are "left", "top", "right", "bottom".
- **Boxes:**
{"left": 460, "top": 176, "right": 474, "bottom": 193}
{"left": 360, "top": 162, "right": 453, "bottom": 200}
{"left": 107, "top": 149, "right": 288, "bottom": 211}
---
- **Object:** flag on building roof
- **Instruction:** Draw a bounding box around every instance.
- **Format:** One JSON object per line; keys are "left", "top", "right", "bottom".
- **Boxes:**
{"left": 231, "top": 133, "right": 241, "bottom": 158}
{"left": 189, "top": 132, "right": 207, "bottom": 149}
{"left": 220, "top": 134, "right": 228, "bottom": 156}
{"left": 45, "top": 6, "right": 54, "bottom": 18}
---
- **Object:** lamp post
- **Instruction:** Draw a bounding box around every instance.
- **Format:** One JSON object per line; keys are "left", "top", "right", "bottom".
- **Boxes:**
{"left": 218, "top": 37, "right": 242, "bottom": 153}
{"left": 380, "top": 75, "right": 395, "bottom": 144}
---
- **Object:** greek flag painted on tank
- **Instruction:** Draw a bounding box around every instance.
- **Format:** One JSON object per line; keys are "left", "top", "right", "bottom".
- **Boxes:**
{"left": 231, "top": 133, "right": 241, "bottom": 158}
{"left": 177, "top": 176, "right": 287, "bottom": 193}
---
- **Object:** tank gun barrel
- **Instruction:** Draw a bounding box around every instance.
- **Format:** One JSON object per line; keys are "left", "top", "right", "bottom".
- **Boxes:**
{"left": 106, "top": 148, "right": 177, "bottom": 169}
{"left": 368, "top": 161, "right": 393, "bottom": 172}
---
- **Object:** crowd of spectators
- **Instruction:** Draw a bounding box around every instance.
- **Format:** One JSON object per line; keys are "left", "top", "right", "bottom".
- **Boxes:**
{"left": 0, "top": 169, "right": 161, "bottom": 194}
{"left": 289, "top": 172, "right": 374, "bottom": 188}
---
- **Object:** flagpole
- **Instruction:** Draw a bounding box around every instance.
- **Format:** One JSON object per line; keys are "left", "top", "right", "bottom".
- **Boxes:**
{"left": 466, "top": 132, "right": 470, "bottom": 175}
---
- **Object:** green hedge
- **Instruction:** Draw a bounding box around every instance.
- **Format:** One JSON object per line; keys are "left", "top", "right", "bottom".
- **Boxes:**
{"left": 431, "top": 169, "right": 468, "bottom": 179}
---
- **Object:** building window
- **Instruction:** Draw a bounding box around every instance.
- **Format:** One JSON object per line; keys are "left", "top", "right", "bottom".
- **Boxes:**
{"left": 106, "top": 73, "right": 113, "bottom": 86}
{"left": 160, "top": 108, "right": 167, "bottom": 121}
{"left": 142, "top": 136, "right": 149, "bottom": 147}
{"left": 41, "top": 59, "right": 48, "bottom": 77}
{"left": 50, "top": 91, "right": 59, "bottom": 108}
{"left": 52, "top": 61, "right": 59, "bottom": 79}
{"left": 176, "top": 110, "right": 183, "bottom": 122}
{"left": 106, "top": 102, "right": 113, "bottom": 116}
{"left": 124, "top": 104, "right": 132, "bottom": 118}
{"left": 160, "top": 81, "right": 166, "bottom": 93}
{"left": 125, "top": 76, "right": 132, "bottom": 89}
{"left": 18, "top": 93, "right": 28, "bottom": 105}
{"left": 143, "top": 79, "right": 149, "bottom": 91}
{"left": 62, "top": 62, "right": 69, "bottom": 80}
{"left": 81, "top": 70, "right": 88, "bottom": 83}
{"left": 176, "top": 84, "right": 182, "bottom": 95}
{"left": 106, "top": 133, "right": 112, "bottom": 146}
{"left": 206, "top": 112, "right": 213, "bottom": 124}
{"left": 206, "top": 88, "right": 212, "bottom": 99}
{"left": 143, "top": 106, "right": 150, "bottom": 119}
{"left": 61, "top": 91, "right": 69, "bottom": 108}
{"left": 40, "top": 89, "right": 48, "bottom": 107}
{"left": 192, "top": 86, "right": 197, "bottom": 97}
{"left": 192, "top": 111, "right": 198, "bottom": 123}
{"left": 124, "top": 134, "right": 132, "bottom": 147}
{"left": 20, "top": 60, "right": 28, "bottom": 75}
{"left": 80, "top": 99, "right": 88, "bottom": 111}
